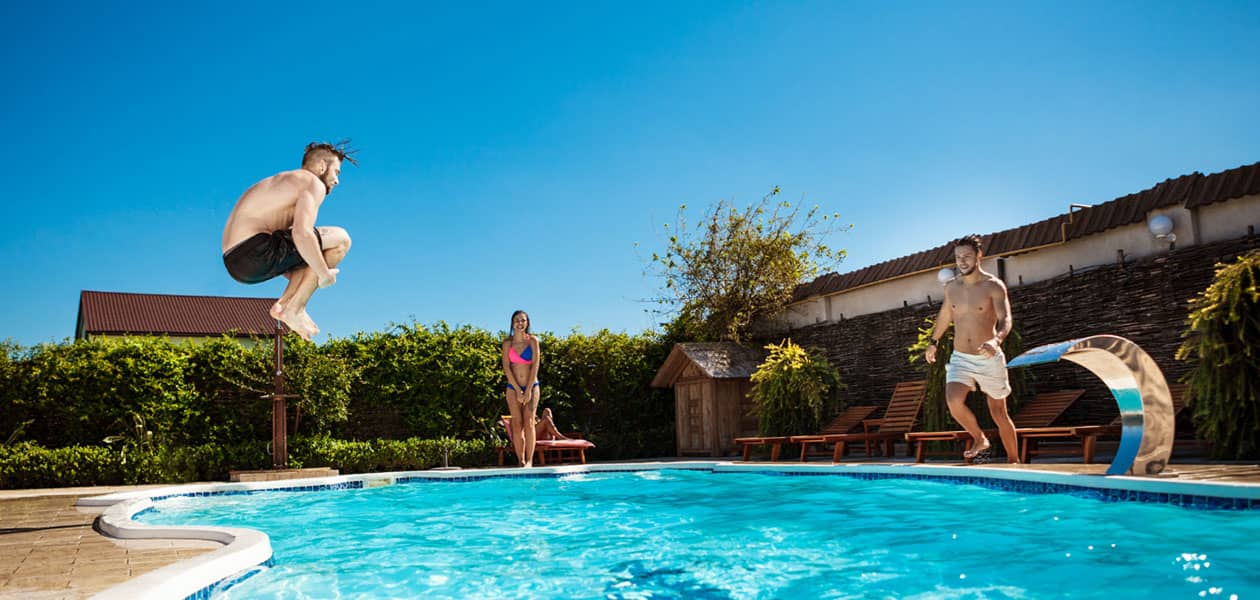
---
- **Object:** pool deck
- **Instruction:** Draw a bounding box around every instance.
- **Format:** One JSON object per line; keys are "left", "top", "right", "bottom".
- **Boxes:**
{"left": 2, "top": 460, "right": 1258, "bottom": 599}
{"left": 0, "top": 485, "right": 219, "bottom": 599}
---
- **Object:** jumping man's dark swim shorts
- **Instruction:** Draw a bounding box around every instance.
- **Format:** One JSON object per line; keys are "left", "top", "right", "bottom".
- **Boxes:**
{"left": 223, "top": 228, "right": 323, "bottom": 284}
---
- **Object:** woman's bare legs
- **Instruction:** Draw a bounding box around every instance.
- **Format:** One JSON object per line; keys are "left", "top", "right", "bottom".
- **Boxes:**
{"left": 521, "top": 387, "right": 538, "bottom": 468}
{"left": 506, "top": 389, "right": 527, "bottom": 465}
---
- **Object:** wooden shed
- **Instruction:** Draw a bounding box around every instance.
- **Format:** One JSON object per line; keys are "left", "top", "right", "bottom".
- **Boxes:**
{"left": 651, "top": 342, "right": 767, "bottom": 457}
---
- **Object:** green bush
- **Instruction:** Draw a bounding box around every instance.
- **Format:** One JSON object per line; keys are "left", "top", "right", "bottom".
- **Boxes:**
{"left": 540, "top": 329, "right": 676, "bottom": 459}
{"left": 0, "top": 321, "right": 676, "bottom": 483}
{"left": 0, "top": 437, "right": 495, "bottom": 489}
{"left": 1177, "top": 250, "right": 1260, "bottom": 460}
{"left": 749, "top": 340, "right": 844, "bottom": 436}
{"left": 7, "top": 338, "right": 198, "bottom": 448}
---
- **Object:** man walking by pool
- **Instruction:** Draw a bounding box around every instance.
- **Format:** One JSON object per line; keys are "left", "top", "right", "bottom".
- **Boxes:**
{"left": 222, "top": 141, "right": 356, "bottom": 341}
{"left": 924, "top": 234, "right": 1019, "bottom": 463}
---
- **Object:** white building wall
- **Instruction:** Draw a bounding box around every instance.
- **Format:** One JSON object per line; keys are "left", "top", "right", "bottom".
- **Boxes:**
{"left": 1196, "top": 194, "right": 1260, "bottom": 244}
{"left": 781, "top": 194, "right": 1260, "bottom": 328}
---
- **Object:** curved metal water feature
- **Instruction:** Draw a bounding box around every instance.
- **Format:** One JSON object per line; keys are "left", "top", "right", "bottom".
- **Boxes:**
{"left": 1006, "top": 335, "right": 1175, "bottom": 476}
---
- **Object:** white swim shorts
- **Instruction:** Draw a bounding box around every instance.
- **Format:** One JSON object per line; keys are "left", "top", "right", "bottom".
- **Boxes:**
{"left": 945, "top": 349, "right": 1011, "bottom": 399}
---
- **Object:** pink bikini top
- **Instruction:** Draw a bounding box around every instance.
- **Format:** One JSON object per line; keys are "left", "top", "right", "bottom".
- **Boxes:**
{"left": 509, "top": 344, "right": 534, "bottom": 364}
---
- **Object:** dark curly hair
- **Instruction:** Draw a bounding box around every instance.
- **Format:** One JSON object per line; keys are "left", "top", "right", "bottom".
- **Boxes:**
{"left": 953, "top": 234, "right": 983, "bottom": 254}
{"left": 302, "top": 139, "right": 359, "bottom": 168}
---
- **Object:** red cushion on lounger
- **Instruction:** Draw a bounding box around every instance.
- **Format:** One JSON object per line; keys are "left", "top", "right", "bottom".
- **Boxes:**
{"left": 535, "top": 439, "right": 595, "bottom": 449}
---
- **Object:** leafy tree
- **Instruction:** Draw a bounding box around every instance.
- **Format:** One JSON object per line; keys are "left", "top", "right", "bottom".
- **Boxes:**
{"left": 749, "top": 340, "right": 844, "bottom": 436}
{"left": 647, "top": 187, "right": 849, "bottom": 342}
{"left": 1177, "top": 250, "right": 1260, "bottom": 459}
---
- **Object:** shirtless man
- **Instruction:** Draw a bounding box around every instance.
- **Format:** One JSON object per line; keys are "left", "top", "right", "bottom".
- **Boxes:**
{"left": 222, "top": 141, "right": 356, "bottom": 340}
{"left": 924, "top": 234, "right": 1019, "bottom": 463}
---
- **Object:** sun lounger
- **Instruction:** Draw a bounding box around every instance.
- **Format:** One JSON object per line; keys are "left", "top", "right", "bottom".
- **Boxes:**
{"left": 785, "top": 405, "right": 880, "bottom": 461}
{"left": 820, "top": 380, "right": 928, "bottom": 461}
{"left": 734, "top": 405, "right": 879, "bottom": 462}
{"left": 904, "top": 389, "right": 1085, "bottom": 463}
{"left": 1015, "top": 384, "right": 1190, "bottom": 464}
{"left": 497, "top": 415, "right": 596, "bottom": 466}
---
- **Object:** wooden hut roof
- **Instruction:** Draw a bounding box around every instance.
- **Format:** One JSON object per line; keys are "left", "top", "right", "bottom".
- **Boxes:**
{"left": 651, "top": 342, "right": 767, "bottom": 388}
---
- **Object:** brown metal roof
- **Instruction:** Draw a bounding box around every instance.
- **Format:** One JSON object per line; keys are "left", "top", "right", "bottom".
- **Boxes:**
{"left": 795, "top": 160, "right": 1260, "bottom": 301}
{"left": 77, "top": 291, "right": 284, "bottom": 338}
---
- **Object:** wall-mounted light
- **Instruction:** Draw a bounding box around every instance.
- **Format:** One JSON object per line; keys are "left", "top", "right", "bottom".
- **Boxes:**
{"left": 937, "top": 267, "right": 955, "bottom": 283}
{"left": 1148, "top": 214, "right": 1176, "bottom": 243}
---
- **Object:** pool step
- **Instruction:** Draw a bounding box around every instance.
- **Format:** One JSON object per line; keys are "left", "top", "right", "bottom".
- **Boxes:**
{"left": 228, "top": 467, "right": 340, "bottom": 482}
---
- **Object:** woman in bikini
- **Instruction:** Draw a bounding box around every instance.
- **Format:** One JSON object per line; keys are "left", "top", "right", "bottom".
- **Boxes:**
{"left": 502, "top": 310, "right": 541, "bottom": 467}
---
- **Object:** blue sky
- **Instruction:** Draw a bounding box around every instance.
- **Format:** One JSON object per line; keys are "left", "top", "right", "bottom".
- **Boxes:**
{"left": 3, "top": 1, "right": 1258, "bottom": 345}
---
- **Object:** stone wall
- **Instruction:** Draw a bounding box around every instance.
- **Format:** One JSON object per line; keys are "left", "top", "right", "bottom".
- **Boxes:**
{"left": 765, "top": 234, "right": 1260, "bottom": 429}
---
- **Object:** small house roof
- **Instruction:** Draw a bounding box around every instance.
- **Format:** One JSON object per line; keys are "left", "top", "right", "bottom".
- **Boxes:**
{"left": 651, "top": 342, "right": 767, "bottom": 388}
{"left": 76, "top": 290, "right": 284, "bottom": 338}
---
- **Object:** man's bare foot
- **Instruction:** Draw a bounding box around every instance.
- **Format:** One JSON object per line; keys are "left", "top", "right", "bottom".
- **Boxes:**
{"left": 963, "top": 437, "right": 991, "bottom": 460}
{"left": 272, "top": 303, "right": 317, "bottom": 341}
{"left": 294, "top": 309, "right": 320, "bottom": 337}
{"left": 522, "top": 461, "right": 533, "bottom": 468}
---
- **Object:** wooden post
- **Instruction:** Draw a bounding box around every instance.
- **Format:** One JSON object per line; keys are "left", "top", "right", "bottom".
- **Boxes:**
{"left": 262, "top": 319, "right": 297, "bottom": 469}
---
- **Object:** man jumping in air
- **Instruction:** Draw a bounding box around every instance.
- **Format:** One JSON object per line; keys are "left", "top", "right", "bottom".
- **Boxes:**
{"left": 221, "top": 141, "right": 356, "bottom": 340}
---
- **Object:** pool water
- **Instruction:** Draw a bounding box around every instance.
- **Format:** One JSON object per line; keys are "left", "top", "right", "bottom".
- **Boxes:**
{"left": 138, "top": 470, "right": 1260, "bottom": 599}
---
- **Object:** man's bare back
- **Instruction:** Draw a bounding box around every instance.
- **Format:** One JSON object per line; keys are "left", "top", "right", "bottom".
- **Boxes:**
{"left": 221, "top": 142, "right": 354, "bottom": 341}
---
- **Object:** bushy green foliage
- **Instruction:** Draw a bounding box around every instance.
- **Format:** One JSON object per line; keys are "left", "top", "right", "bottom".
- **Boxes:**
{"left": 540, "top": 329, "right": 676, "bottom": 458}
{"left": 749, "top": 340, "right": 844, "bottom": 436}
{"left": 6, "top": 337, "right": 198, "bottom": 448}
{"left": 329, "top": 322, "right": 508, "bottom": 440}
{"left": 908, "top": 317, "right": 1029, "bottom": 432}
{"left": 647, "top": 187, "right": 849, "bottom": 342}
{"left": 1177, "top": 250, "right": 1260, "bottom": 459}
{"left": 0, "top": 322, "right": 675, "bottom": 487}
{"left": 182, "top": 337, "right": 274, "bottom": 445}
{"left": 0, "top": 437, "right": 494, "bottom": 489}
{"left": 291, "top": 435, "right": 493, "bottom": 474}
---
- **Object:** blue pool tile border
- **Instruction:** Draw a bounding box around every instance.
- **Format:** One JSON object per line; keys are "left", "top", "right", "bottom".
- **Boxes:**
{"left": 742, "top": 469, "right": 1260, "bottom": 510}
{"left": 182, "top": 558, "right": 275, "bottom": 600}
{"left": 390, "top": 468, "right": 1260, "bottom": 510}
{"left": 149, "top": 480, "right": 363, "bottom": 502}
{"left": 133, "top": 469, "right": 1257, "bottom": 511}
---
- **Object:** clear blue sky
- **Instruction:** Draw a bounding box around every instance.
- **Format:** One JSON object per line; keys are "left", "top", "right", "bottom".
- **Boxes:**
{"left": 3, "top": 1, "right": 1258, "bottom": 345}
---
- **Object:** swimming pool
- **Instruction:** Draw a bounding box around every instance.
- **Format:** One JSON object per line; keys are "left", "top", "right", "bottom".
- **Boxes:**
{"left": 132, "top": 467, "right": 1260, "bottom": 599}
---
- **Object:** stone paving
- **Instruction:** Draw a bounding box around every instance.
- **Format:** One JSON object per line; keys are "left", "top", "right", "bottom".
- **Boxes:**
{"left": 0, "top": 487, "right": 217, "bottom": 600}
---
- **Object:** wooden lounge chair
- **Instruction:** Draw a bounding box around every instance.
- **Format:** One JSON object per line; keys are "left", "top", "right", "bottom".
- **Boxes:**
{"left": 820, "top": 380, "right": 928, "bottom": 461}
{"left": 497, "top": 415, "right": 596, "bottom": 466}
{"left": 732, "top": 434, "right": 790, "bottom": 461}
{"left": 1016, "top": 384, "right": 1190, "bottom": 464}
{"left": 786, "top": 405, "right": 880, "bottom": 461}
{"left": 904, "top": 389, "right": 1085, "bottom": 463}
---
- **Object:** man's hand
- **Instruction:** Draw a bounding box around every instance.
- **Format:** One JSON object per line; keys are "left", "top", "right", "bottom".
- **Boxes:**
{"left": 925, "top": 345, "right": 938, "bottom": 364}
{"left": 318, "top": 268, "right": 340, "bottom": 288}
{"left": 979, "top": 339, "right": 1001, "bottom": 358}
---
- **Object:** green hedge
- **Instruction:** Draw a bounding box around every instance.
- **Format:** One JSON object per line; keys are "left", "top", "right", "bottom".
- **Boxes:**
{"left": 0, "top": 437, "right": 495, "bottom": 489}
{"left": 0, "top": 324, "right": 676, "bottom": 464}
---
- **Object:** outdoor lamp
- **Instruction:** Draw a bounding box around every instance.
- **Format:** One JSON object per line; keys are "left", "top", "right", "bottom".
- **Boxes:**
{"left": 1148, "top": 214, "right": 1176, "bottom": 242}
